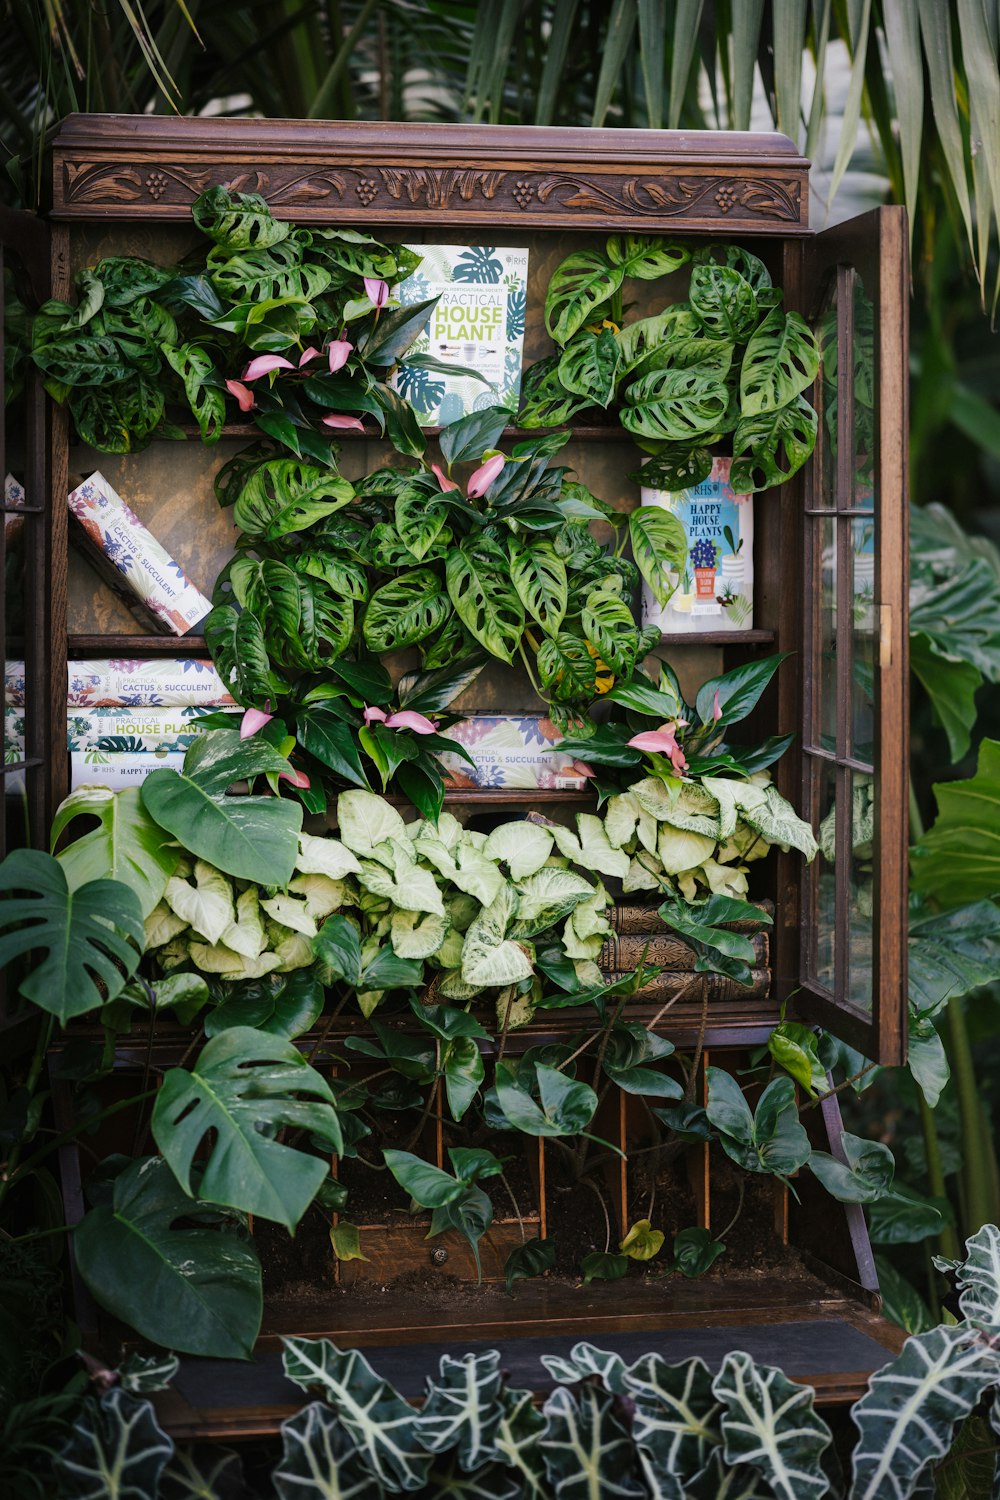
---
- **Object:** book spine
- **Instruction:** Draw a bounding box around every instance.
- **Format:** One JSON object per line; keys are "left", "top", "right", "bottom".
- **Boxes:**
{"left": 436, "top": 715, "right": 587, "bottom": 791}
{"left": 599, "top": 967, "right": 772, "bottom": 1004}
{"left": 61, "top": 659, "right": 236, "bottom": 708}
{"left": 608, "top": 899, "right": 774, "bottom": 935}
{"left": 68, "top": 472, "right": 212, "bottom": 637}
{"left": 600, "top": 930, "right": 770, "bottom": 972}
{"left": 67, "top": 705, "right": 237, "bottom": 751}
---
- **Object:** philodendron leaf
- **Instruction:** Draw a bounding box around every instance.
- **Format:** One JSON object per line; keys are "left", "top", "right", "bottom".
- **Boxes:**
{"left": 808, "top": 1131, "right": 895, "bottom": 1204}
{"left": 580, "top": 1251, "right": 628, "bottom": 1282}
{"left": 52, "top": 785, "right": 180, "bottom": 918}
{"left": 383, "top": 1149, "right": 464, "bottom": 1209}
{"left": 417, "top": 1349, "right": 505, "bottom": 1468}
{"left": 152, "top": 1027, "right": 343, "bottom": 1231}
{"left": 712, "top": 1351, "right": 833, "bottom": 1500}
{"left": 629, "top": 506, "right": 688, "bottom": 608}
{"left": 729, "top": 395, "right": 818, "bottom": 494}
{"left": 281, "top": 1337, "right": 433, "bottom": 1492}
{"left": 850, "top": 1326, "right": 1000, "bottom": 1500}
{"left": 623, "top": 1353, "right": 722, "bottom": 1494}
{"left": 141, "top": 766, "right": 303, "bottom": 887}
{"left": 493, "top": 1062, "right": 597, "bottom": 1138}
{"left": 509, "top": 541, "right": 568, "bottom": 635}
{"left": 52, "top": 1390, "right": 174, "bottom": 1500}
{"left": 505, "top": 1236, "right": 556, "bottom": 1294}
{"left": 204, "top": 971, "right": 325, "bottom": 1040}
{"left": 620, "top": 1219, "right": 665, "bottom": 1260}
{"left": 0, "top": 850, "right": 143, "bottom": 1021}
{"left": 273, "top": 1402, "right": 377, "bottom": 1500}
{"left": 74, "top": 1156, "right": 262, "bottom": 1359}
{"left": 544, "top": 249, "right": 624, "bottom": 345}
{"left": 540, "top": 1384, "right": 645, "bottom": 1498}
{"left": 672, "top": 1227, "right": 727, "bottom": 1278}
{"left": 767, "top": 1022, "right": 829, "bottom": 1097}
{"left": 706, "top": 1069, "right": 811, "bottom": 1178}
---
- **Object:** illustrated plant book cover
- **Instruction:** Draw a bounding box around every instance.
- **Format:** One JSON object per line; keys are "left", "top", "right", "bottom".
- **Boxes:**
{"left": 393, "top": 245, "right": 529, "bottom": 426}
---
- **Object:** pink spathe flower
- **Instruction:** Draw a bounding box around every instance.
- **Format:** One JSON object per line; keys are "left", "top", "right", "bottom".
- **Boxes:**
{"left": 225, "top": 379, "right": 256, "bottom": 412}
{"left": 322, "top": 414, "right": 365, "bottom": 431}
{"left": 298, "top": 346, "right": 321, "bottom": 367}
{"left": 278, "top": 766, "right": 311, "bottom": 789}
{"left": 243, "top": 354, "right": 295, "bottom": 381}
{"left": 571, "top": 760, "right": 596, "bottom": 779}
{"left": 431, "top": 462, "right": 460, "bottom": 493}
{"left": 364, "top": 277, "right": 389, "bottom": 309}
{"left": 467, "top": 453, "right": 505, "bottom": 498}
{"left": 327, "top": 339, "right": 353, "bottom": 372}
{"left": 627, "top": 723, "right": 688, "bottom": 774}
{"left": 363, "top": 706, "right": 388, "bottom": 724}
{"left": 712, "top": 689, "right": 722, "bottom": 723}
{"left": 385, "top": 710, "right": 437, "bottom": 735}
{"left": 240, "top": 707, "right": 273, "bottom": 739}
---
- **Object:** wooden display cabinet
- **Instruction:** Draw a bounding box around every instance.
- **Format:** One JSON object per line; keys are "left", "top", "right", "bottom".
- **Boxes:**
{"left": 3, "top": 117, "right": 909, "bottom": 1435}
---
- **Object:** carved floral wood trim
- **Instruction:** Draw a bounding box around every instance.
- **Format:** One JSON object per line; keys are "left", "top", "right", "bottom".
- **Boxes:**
{"left": 58, "top": 158, "right": 804, "bottom": 230}
{"left": 52, "top": 117, "right": 809, "bottom": 233}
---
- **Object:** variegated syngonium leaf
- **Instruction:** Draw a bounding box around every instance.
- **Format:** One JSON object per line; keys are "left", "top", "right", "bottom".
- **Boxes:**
{"left": 850, "top": 1325, "right": 1000, "bottom": 1500}
{"left": 713, "top": 1351, "right": 833, "bottom": 1500}
{"left": 282, "top": 1338, "right": 432, "bottom": 1492}
{"left": 52, "top": 1389, "right": 174, "bottom": 1500}
{"left": 273, "top": 1401, "right": 381, "bottom": 1500}
{"left": 541, "top": 1342, "right": 627, "bottom": 1393}
{"left": 950, "top": 1224, "right": 1000, "bottom": 1330}
{"left": 622, "top": 1353, "right": 722, "bottom": 1500}
{"left": 416, "top": 1350, "right": 505, "bottom": 1470}
{"left": 541, "top": 1383, "right": 646, "bottom": 1499}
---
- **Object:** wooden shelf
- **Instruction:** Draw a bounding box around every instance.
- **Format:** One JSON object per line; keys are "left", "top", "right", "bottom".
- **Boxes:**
{"left": 68, "top": 634, "right": 207, "bottom": 655}
{"left": 174, "top": 422, "right": 636, "bottom": 444}
{"left": 657, "top": 630, "right": 775, "bottom": 645}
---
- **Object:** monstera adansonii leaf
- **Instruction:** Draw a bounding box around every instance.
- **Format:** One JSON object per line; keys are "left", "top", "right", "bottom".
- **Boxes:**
{"left": 73, "top": 1156, "right": 262, "bottom": 1359}
{"left": 739, "top": 308, "right": 820, "bottom": 416}
{"left": 0, "top": 849, "right": 143, "bottom": 1021}
{"left": 544, "top": 249, "right": 624, "bottom": 345}
{"left": 151, "top": 1027, "right": 343, "bottom": 1231}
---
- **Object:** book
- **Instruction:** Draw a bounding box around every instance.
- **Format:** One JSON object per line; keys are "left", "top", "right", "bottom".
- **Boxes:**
{"left": 393, "top": 244, "right": 529, "bottom": 426}
{"left": 67, "top": 705, "right": 238, "bottom": 752}
{"left": 70, "top": 749, "right": 185, "bottom": 790}
{"left": 599, "top": 929, "right": 770, "bottom": 972}
{"left": 435, "top": 715, "right": 589, "bottom": 791}
{"left": 640, "top": 457, "right": 755, "bottom": 634}
{"left": 68, "top": 472, "right": 212, "bottom": 636}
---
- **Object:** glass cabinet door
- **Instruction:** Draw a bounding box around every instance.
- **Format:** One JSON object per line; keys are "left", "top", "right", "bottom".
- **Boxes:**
{"left": 800, "top": 207, "right": 909, "bottom": 1065}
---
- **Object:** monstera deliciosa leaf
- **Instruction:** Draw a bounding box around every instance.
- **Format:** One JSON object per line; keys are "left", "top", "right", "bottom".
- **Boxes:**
{"left": 51, "top": 785, "right": 180, "bottom": 918}
{"left": 151, "top": 1027, "right": 343, "bottom": 1231}
{"left": 0, "top": 850, "right": 143, "bottom": 1021}
{"left": 73, "top": 1156, "right": 262, "bottom": 1360}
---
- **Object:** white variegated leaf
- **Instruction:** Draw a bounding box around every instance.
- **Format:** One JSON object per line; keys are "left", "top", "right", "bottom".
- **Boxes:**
{"left": 623, "top": 1353, "right": 722, "bottom": 1500}
{"left": 391, "top": 908, "right": 449, "bottom": 959}
{"left": 461, "top": 887, "right": 535, "bottom": 988}
{"left": 161, "top": 1443, "right": 247, "bottom": 1500}
{"left": 484, "top": 822, "right": 555, "bottom": 879}
{"left": 296, "top": 831, "right": 362, "bottom": 880}
{"left": 510, "top": 869, "right": 597, "bottom": 937}
{"left": 540, "top": 1384, "right": 645, "bottom": 1498}
{"left": 336, "top": 791, "right": 407, "bottom": 856}
{"left": 416, "top": 1350, "right": 504, "bottom": 1468}
{"left": 713, "top": 1351, "right": 832, "bottom": 1500}
{"left": 164, "top": 861, "right": 235, "bottom": 945}
{"left": 273, "top": 1401, "right": 379, "bottom": 1500}
{"left": 740, "top": 785, "right": 818, "bottom": 860}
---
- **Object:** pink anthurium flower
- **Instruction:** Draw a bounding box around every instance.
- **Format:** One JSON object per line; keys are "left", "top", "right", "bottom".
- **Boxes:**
{"left": 712, "top": 689, "right": 722, "bottom": 723}
{"left": 278, "top": 766, "right": 311, "bottom": 789}
{"left": 467, "top": 453, "right": 505, "bottom": 498}
{"left": 240, "top": 707, "right": 273, "bottom": 739}
{"left": 385, "top": 710, "right": 437, "bottom": 735}
{"left": 243, "top": 354, "right": 295, "bottom": 381}
{"left": 431, "top": 462, "right": 460, "bottom": 493}
{"left": 627, "top": 723, "right": 688, "bottom": 774}
{"left": 225, "top": 379, "right": 256, "bottom": 412}
{"left": 364, "top": 277, "right": 389, "bottom": 309}
{"left": 327, "top": 339, "right": 353, "bottom": 372}
{"left": 363, "top": 705, "right": 388, "bottom": 724}
{"left": 322, "top": 414, "right": 365, "bottom": 431}
{"left": 571, "top": 760, "right": 596, "bottom": 779}
{"left": 298, "top": 346, "right": 321, "bottom": 367}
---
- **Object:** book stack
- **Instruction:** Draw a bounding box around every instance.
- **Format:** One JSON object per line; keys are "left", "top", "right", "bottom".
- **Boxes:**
{"left": 599, "top": 899, "right": 773, "bottom": 1006}
{"left": 4, "top": 659, "right": 238, "bottom": 792}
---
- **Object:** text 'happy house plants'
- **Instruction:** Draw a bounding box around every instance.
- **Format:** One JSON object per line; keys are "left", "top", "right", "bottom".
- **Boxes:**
{"left": 0, "top": 185, "right": 869, "bottom": 1375}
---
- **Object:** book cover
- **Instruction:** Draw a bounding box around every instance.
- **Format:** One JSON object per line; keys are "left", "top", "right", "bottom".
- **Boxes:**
{"left": 393, "top": 245, "right": 529, "bottom": 426}
{"left": 68, "top": 472, "right": 213, "bottom": 636}
{"left": 435, "top": 715, "right": 588, "bottom": 791}
{"left": 639, "top": 457, "right": 754, "bottom": 635}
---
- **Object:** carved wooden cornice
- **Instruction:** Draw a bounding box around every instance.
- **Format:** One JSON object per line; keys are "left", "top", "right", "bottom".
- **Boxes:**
{"left": 51, "top": 117, "right": 809, "bottom": 234}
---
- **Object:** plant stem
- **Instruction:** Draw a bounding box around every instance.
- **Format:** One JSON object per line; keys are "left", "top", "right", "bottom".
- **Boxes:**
{"left": 7, "top": 1087, "right": 159, "bottom": 1189}
{"left": 798, "top": 1062, "right": 879, "bottom": 1112}
{"left": 916, "top": 1085, "right": 960, "bottom": 1262}
{"left": 0, "top": 1222, "right": 72, "bottom": 1246}
{"left": 715, "top": 1177, "right": 746, "bottom": 1241}
{"left": 947, "top": 996, "right": 1000, "bottom": 1237}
